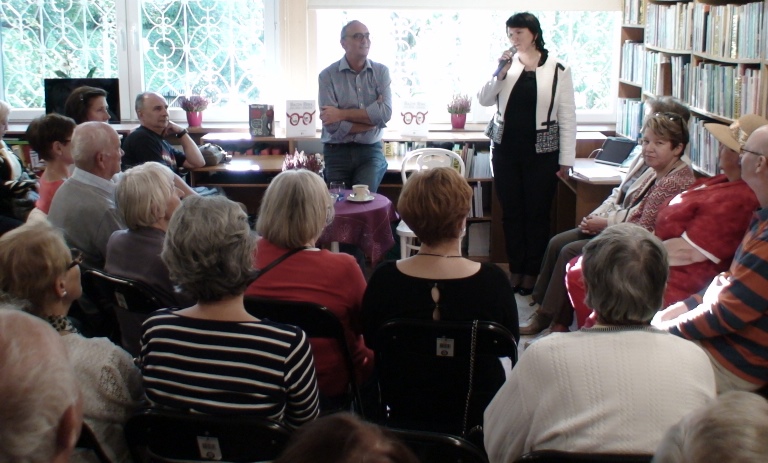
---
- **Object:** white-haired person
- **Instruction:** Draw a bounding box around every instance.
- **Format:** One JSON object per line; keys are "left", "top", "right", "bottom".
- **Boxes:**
{"left": 140, "top": 195, "right": 320, "bottom": 428}
{"left": 653, "top": 391, "right": 768, "bottom": 463}
{"left": 0, "top": 308, "right": 82, "bottom": 463}
{"left": 0, "top": 222, "right": 144, "bottom": 463}
{"left": 106, "top": 161, "right": 193, "bottom": 308}
{"left": 483, "top": 223, "right": 715, "bottom": 463}
{"left": 245, "top": 169, "right": 373, "bottom": 409}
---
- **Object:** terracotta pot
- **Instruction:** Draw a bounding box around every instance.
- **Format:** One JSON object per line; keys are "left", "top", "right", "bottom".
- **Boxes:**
{"left": 186, "top": 111, "right": 203, "bottom": 127}
{"left": 451, "top": 113, "right": 466, "bottom": 129}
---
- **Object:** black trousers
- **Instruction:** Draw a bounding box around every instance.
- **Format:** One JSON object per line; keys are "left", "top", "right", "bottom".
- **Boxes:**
{"left": 492, "top": 148, "right": 560, "bottom": 276}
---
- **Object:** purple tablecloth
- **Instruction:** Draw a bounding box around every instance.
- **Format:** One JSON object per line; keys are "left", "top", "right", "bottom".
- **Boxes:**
{"left": 317, "top": 190, "right": 398, "bottom": 264}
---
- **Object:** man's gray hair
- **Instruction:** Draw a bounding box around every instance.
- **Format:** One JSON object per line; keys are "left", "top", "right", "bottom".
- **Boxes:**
{"left": 0, "top": 308, "right": 80, "bottom": 463}
{"left": 582, "top": 223, "right": 668, "bottom": 324}
{"left": 340, "top": 20, "right": 363, "bottom": 40}
{"left": 71, "top": 121, "right": 115, "bottom": 170}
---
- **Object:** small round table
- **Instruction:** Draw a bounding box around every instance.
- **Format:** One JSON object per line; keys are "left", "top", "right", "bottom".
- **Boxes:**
{"left": 317, "top": 190, "right": 398, "bottom": 264}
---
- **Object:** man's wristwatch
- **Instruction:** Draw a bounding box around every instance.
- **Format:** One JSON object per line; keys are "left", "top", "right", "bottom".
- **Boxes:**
{"left": 175, "top": 129, "right": 189, "bottom": 138}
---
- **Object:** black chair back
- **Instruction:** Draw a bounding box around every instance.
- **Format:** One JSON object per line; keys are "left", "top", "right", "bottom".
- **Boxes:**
{"left": 389, "top": 427, "right": 489, "bottom": 463}
{"left": 124, "top": 408, "right": 292, "bottom": 463}
{"left": 243, "top": 296, "right": 364, "bottom": 415}
{"left": 81, "top": 268, "right": 164, "bottom": 356}
{"left": 374, "top": 319, "right": 517, "bottom": 436}
{"left": 515, "top": 451, "right": 653, "bottom": 463}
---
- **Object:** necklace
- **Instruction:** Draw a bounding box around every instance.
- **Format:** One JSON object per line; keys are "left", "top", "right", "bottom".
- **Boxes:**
{"left": 416, "top": 252, "right": 463, "bottom": 258}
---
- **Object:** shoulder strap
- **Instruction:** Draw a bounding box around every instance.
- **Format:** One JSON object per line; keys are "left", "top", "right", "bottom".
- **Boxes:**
{"left": 252, "top": 247, "right": 308, "bottom": 281}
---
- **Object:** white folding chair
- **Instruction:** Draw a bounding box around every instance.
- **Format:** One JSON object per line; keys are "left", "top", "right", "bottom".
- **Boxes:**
{"left": 397, "top": 148, "right": 466, "bottom": 259}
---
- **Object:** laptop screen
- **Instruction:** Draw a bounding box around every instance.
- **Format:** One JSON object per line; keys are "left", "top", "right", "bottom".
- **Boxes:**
{"left": 595, "top": 137, "right": 636, "bottom": 166}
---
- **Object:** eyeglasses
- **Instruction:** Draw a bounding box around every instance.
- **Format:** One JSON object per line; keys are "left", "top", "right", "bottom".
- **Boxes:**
{"left": 652, "top": 112, "right": 683, "bottom": 123}
{"left": 286, "top": 111, "right": 316, "bottom": 126}
{"left": 401, "top": 111, "right": 428, "bottom": 125}
{"left": 68, "top": 249, "right": 83, "bottom": 270}
{"left": 740, "top": 147, "right": 763, "bottom": 157}
{"left": 346, "top": 32, "right": 371, "bottom": 41}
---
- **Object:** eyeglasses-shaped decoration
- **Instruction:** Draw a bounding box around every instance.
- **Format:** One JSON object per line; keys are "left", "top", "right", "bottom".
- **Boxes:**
{"left": 401, "top": 111, "right": 428, "bottom": 125}
{"left": 652, "top": 112, "right": 685, "bottom": 125}
{"left": 68, "top": 248, "right": 83, "bottom": 270}
{"left": 286, "top": 111, "right": 316, "bottom": 126}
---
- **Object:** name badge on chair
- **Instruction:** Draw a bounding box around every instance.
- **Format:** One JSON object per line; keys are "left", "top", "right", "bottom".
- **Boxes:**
{"left": 197, "top": 436, "right": 223, "bottom": 460}
{"left": 436, "top": 337, "right": 455, "bottom": 357}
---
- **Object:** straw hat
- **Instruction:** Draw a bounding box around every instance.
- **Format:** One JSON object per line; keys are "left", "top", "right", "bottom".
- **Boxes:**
{"left": 704, "top": 114, "right": 768, "bottom": 152}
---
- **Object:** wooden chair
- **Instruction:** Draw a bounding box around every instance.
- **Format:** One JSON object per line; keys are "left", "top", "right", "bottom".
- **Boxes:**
{"left": 243, "top": 296, "right": 365, "bottom": 416}
{"left": 515, "top": 451, "right": 653, "bottom": 463}
{"left": 396, "top": 148, "right": 466, "bottom": 259}
{"left": 389, "top": 427, "right": 489, "bottom": 463}
{"left": 124, "top": 407, "right": 292, "bottom": 463}
{"left": 80, "top": 268, "right": 164, "bottom": 356}
{"left": 374, "top": 319, "right": 516, "bottom": 437}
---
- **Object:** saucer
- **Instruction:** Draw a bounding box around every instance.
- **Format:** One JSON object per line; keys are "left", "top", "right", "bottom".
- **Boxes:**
{"left": 347, "top": 193, "right": 375, "bottom": 203}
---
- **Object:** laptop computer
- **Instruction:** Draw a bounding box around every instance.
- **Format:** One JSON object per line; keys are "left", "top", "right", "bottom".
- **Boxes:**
{"left": 595, "top": 137, "right": 637, "bottom": 167}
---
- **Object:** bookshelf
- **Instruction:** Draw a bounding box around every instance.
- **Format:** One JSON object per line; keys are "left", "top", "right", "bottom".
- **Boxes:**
{"left": 617, "top": 0, "right": 767, "bottom": 175}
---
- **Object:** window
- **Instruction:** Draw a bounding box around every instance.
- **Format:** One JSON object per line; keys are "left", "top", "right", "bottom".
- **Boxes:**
{"left": 0, "top": 0, "right": 273, "bottom": 120}
{"left": 315, "top": 10, "right": 621, "bottom": 123}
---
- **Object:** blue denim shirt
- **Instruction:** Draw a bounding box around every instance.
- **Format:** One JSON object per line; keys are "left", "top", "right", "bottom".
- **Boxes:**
{"left": 318, "top": 56, "right": 392, "bottom": 144}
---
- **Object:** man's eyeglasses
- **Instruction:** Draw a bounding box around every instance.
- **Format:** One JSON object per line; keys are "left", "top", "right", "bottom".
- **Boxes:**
{"left": 68, "top": 249, "right": 83, "bottom": 270}
{"left": 346, "top": 33, "right": 371, "bottom": 41}
{"left": 740, "top": 147, "right": 763, "bottom": 157}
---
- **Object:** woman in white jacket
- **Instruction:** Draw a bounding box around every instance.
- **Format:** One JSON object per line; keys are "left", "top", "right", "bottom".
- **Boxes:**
{"left": 477, "top": 12, "right": 576, "bottom": 295}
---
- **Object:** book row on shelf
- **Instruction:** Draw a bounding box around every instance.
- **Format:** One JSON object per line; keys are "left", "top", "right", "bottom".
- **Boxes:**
{"left": 620, "top": 42, "right": 645, "bottom": 84}
{"left": 645, "top": 2, "right": 693, "bottom": 50}
{"left": 623, "top": 0, "right": 643, "bottom": 26}
{"left": 689, "top": 118, "right": 722, "bottom": 177}
{"left": 688, "top": 64, "right": 761, "bottom": 119}
{"left": 692, "top": 1, "right": 763, "bottom": 60}
{"left": 616, "top": 98, "right": 644, "bottom": 141}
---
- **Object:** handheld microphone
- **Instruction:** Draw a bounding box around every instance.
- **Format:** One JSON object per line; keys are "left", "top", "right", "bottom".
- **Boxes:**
{"left": 492, "top": 46, "right": 517, "bottom": 77}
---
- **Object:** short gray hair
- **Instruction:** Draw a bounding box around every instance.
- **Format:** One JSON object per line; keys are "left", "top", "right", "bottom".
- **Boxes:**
{"left": 582, "top": 223, "right": 668, "bottom": 324}
{"left": 71, "top": 121, "right": 115, "bottom": 170}
{"left": 654, "top": 391, "right": 768, "bottom": 463}
{"left": 134, "top": 92, "right": 150, "bottom": 113}
{"left": 256, "top": 170, "right": 332, "bottom": 249}
{"left": 0, "top": 308, "right": 80, "bottom": 463}
{"left": 117, "top": 162, "right": 176, "bottom": 230}
{"left": 162, "top": 195, "right": 256, "bottom": 302}
{"left": 340, "top": 20, "right": 363, "bottom": 40}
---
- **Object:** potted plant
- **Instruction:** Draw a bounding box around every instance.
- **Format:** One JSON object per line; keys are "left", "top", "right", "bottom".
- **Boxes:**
{"left": 179, "top": 95, "right": 210, "bottom": 127}
{"left": 447, "top": 93, "right": 471, "bottom": 129}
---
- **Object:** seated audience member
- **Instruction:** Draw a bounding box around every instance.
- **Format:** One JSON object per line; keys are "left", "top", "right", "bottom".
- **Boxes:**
{"left": 106, "top": 161, "right": 193, "bottom": 308}
{"left": 484, "top": 223, "right": 716, "bottom": 463}
{"left": 0, "top": 222, "right": 144, "bottom": 463}
{"left": 567, "top": 115, "right": 765, "bottom": 325}
{"left": 522, "top": 109, "right": 695, "bottom": 335}
{"left": 64, "top": 86, "right": 112, "bottom": 124}
{"left": 48, "top": 121, "right": 126, "bottom": 269}
{"left": 653, "top": 391, "right": 768, "bottom": 463}
{"left": 0, "top": 100, "right": 38, "bottom": 234}
{"left": 0, "top": 309, "right": 82, "bottom": 463}
{"left": 363, "top": 167, "right": 519, "bottom": 340}
{"left": 140, "top": 195, "right": 320, "bottom": 428}
{"left": 653, "top": 125, "right": 768, "bottom": 393}
{"left": 274, "top": 412, "right": 419, "bottom": 463}
{"left": 25, "top": 113, "right": 77, "bottom": 218}
{"left": 245, "top": 169, "right": 373, "bottom": 405}
{"left": 121, "top": 92, "right": 204, "bottom": 172}
{"left": 362, "top": 167, "right": 518, "bottom": 429}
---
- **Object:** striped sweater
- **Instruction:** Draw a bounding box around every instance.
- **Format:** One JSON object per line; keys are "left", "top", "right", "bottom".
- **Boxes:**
{"left": 139, "top": 309, "right": 319, "bottom": 428}
{"left": 670, "top": 208, "right": 768, "bottom": 385}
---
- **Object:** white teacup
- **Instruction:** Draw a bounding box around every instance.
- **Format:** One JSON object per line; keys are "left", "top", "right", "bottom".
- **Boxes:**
{"left": 352, "top": 184, "right": 370, "bottom": 198}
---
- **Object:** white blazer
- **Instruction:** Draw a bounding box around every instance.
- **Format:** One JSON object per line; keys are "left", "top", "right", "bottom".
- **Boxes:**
{"left": 478, "top": 54, "right": 577, "bottom": 166}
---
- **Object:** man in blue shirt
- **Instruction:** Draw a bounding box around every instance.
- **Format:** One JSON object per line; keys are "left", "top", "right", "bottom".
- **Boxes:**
{"left": 319, "top": 20, "right": 392, "bottom": 192}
